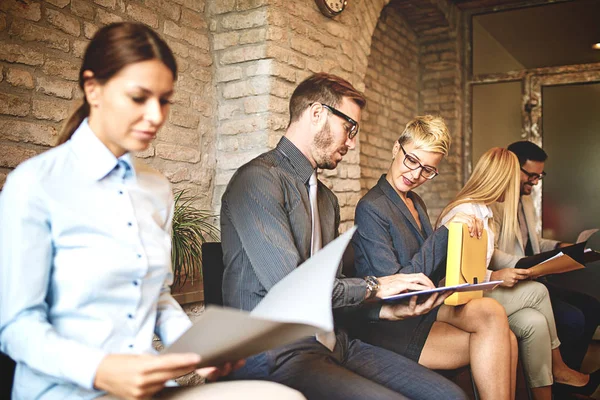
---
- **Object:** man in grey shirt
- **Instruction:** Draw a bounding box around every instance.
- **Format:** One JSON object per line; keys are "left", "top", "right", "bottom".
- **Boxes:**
{"left": 220, "top": 73, "right": 467, "bottom": 400}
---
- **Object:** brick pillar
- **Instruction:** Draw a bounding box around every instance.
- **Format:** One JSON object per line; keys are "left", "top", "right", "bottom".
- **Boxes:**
{"left": 210, "top": 0, "right": 391, "bottom": 231}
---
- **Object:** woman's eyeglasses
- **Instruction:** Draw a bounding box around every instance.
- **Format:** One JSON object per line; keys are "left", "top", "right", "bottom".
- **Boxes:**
{"left": 399, "top": 144, "right": 439, "bottom": 180}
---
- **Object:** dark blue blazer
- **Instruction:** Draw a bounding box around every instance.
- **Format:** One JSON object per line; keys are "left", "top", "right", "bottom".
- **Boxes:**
{"left": 352, "top": 175, "right": 449, "bottom": 280}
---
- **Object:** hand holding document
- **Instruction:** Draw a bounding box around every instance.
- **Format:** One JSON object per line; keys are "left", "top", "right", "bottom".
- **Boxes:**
{"left": 578, "top": 229, "right": 600, "bottom": 264}
{"left": 162, "top": 227, "right": 356, "bottom": 367}
{"left": 516, "top": 228, "right": 599, "bottom": 278}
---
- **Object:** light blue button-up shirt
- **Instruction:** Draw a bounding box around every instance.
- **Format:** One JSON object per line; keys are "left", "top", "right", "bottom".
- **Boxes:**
{"left": 0, "top": 120, "right": 192, "bottom": 399}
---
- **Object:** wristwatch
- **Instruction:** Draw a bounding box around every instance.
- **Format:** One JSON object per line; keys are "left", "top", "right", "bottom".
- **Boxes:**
{"left": 364, "top": 276, "right": 380, "bottom": 300}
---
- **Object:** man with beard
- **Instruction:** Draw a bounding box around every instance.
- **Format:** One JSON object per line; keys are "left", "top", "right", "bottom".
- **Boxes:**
{"left": 219, "top": 73, "right": 468, "bottom": 400}
{"left": 491, "top": 140, "right": 600, "bottom": 394}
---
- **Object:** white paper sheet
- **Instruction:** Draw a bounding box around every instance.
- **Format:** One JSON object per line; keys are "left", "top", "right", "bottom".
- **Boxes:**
{"left": 537, "top": 251, "right": 564, "bottom": 265}
{"left": 380, "top": 280, "right": 502, "bottom": 304}
{"left": 162, "top": 227, "right": 356, "bottom": 367}
{"left": 576, "top": 228, "right": 599, "bottom": 244}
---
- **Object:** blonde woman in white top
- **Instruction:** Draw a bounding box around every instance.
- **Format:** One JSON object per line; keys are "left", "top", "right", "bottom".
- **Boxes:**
{"left": 437, "top": 147, "right": 592, "bottom": 400}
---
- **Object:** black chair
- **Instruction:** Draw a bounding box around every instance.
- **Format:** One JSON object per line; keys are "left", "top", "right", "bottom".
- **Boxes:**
{"left": 1, "top": 351, "right": 15, "bottom": 398}
{"left": 341, "top": 244, "right": 356, "bottom": 278}
{"left": 201, "top": 242, "right": 225, "bottom": 306}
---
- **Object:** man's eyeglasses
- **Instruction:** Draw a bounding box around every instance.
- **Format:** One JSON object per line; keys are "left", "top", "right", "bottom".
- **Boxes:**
{"left": 520, "top": 167, "right": 546, "bottom": 182}
{"left": 320, "top": 103, "right": 360, "bottom": 139}
{"left": 400, "top": 144, "right": 439, "bottom": 180}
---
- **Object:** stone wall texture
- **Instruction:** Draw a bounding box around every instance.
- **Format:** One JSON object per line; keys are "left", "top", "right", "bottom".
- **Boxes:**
{"left": 0, "top": 0, "right": 465, "bottom": 226}
{"left": 360, "top": 5, "right": 419, "bottom": 196}
{"left": 360, "top": 0, "right": 463, "bottom": 222}
{"left": 0, "top": 0, "right": 216, "bottom": 209}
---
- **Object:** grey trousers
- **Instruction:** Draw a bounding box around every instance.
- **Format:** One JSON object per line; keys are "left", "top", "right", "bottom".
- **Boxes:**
{"left": 485, "top": 280, "right": 561, "bottom": 388}
{"left": 228, "top": 330, "right": 468, "bottom": 400}
{"left": 96, "top": 381, "right": 305, "bottom": 400}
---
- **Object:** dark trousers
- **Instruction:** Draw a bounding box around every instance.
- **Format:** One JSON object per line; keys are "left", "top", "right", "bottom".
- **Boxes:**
{"left": 229, "top": 330, "right": 467, "bottom": 400}
{"left": 543, "top": 280, "right": 600, "bottom": 370}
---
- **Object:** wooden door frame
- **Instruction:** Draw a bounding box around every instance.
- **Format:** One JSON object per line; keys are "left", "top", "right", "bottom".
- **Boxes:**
{"left": 462, "top": 1, "right": 600, "bottom": 232}
{"left": 466, "top": 64, "right": 600, "bottom": 232}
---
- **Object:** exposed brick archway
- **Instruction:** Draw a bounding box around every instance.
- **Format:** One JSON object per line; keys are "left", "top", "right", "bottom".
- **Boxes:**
{"left": 208, "top": 0, "right": 463, "bottom": 228}
{"left": 360, "top": 0, "right": 464, "bottom": 220}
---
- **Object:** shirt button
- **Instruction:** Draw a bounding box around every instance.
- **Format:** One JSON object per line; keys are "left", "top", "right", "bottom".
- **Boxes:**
{"left": 118, "top": 190, "right": 123, "bottom": 195}
{"left": 133, "top": 280, "right": 138, "bottom": 286}
{"left": 137, "top": 254, "right": 142, "bottom": 259}
{"left": 127, "top": 222, "right": 133, "bottom": 227}
{"left": 128, "top": 344, "right": 133, "bottom": 349}
{"left": 128, "top": 314, "right": 133, "bottom": 319}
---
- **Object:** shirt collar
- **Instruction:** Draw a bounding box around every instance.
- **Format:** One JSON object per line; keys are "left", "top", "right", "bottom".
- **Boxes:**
{"left": 473, "top": 202, "right": 493, "bottom": 219}
{"left": 69, "top": 119, "right": 136, "bottom": 181}
{"left": 276, "top": 136, "right": 315, "bottom": 184}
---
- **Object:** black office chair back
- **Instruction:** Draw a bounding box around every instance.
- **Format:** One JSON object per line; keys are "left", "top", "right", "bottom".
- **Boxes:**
{"left": 201, "top": 242, "right": 225, "bottom": 306}
{"left": 1, "top": 351, "right": 15, "bottom": 397}
{"left": 342, "top": 244, "right": 356, "bottom": 278}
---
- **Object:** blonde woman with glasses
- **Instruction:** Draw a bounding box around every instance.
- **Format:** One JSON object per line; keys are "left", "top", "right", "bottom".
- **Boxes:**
{"left": 352, "top": 116, "right": 517, "bottom": 400}
{"left": 437, "top": 147, "right": 597, "bottom": 400}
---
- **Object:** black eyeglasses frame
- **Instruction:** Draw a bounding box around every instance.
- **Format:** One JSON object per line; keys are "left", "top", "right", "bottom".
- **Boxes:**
{"left": 318, "top": 103, "right": 360, "bottom": 139}
{"left": 399, "top": 144, "right": 439, "bottom": 180}
{"left": 520, "top": 167, "right": 546, "bottom": 182}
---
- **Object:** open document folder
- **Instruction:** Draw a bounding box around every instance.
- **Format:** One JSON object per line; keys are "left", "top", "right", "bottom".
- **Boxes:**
{"left": 162, "top": 227, "right": 356, "bottom": 367}
{"left": 516, "top": 228, "right": 599, "bottom": 277}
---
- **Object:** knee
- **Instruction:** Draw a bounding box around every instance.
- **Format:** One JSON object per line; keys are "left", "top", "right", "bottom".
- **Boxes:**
{"left": 471, "top": 297, "right": 509, "bottom": 327}
{"left": 515, "top": 310, "right": 549, "bottom": 340}
{"left": 524, "top": 280, "right": 550, "bottom": 301}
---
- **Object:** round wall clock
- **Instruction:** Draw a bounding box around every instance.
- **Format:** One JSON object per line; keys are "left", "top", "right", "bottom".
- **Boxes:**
{"left": 315, "top": 0, "right": 347, "bottom": 18}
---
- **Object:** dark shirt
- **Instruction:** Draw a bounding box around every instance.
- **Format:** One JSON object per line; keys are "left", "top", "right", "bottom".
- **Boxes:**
{"left": 353, "top": 175, "right": 449, "bottom": 281}
{"left": 220, "top": 136, "right": 367, "bottom": 312}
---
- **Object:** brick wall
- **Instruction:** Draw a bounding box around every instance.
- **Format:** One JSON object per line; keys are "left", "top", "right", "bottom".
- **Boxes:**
{"left": 0, "top": 0, "right": 464, "bottom": 225}
{"left": 413, "top": 1, "right": 463, "bottom": 221}
{"left": 0, "top": 0, "right": 216, "bottom": 210}
{"left": 210, "top": 0, "right": 391, "bottom": 232}
{"left": 361, "top": 4, "right": 419, "bottom": 195}
{"left": 359, "top": 1, "right": 463, "bottom": 222}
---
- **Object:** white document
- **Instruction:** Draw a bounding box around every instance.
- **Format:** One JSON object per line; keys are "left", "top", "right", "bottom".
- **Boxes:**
{"left": 537, "top": 251, "right": 564, "bottom": 265}
{"left": 577, "top": 228, "right": 599, "bottom": 244}
{"left": 162, "top": 227, "right": 356, "bottom": 367}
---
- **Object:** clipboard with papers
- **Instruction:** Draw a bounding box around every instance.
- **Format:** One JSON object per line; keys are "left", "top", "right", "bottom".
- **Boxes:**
{"left": 380, "top": 280, "right": 502, "bottom": 304}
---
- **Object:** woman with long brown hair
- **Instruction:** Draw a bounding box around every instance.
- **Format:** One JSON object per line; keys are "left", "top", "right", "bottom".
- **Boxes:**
{"left": 437, "top": 147, "right": 597, "bottom": 400}
{"left": 0, "top": 22, "right": 303, "bottom": 400}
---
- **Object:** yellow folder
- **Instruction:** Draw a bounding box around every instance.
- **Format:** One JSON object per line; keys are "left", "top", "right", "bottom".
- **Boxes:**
{"left": 444, "top": 222, "right": 488, "bottom": 306}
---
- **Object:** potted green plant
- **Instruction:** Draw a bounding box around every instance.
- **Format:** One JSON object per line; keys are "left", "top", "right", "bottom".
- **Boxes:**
{"left": 170, "top": 189, "right": 220, "bottom": 304}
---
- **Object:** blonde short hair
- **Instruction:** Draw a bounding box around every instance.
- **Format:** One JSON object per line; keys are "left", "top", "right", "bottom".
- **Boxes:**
{"left": 397, "top": 115, "right": 451, "bottom": 156}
